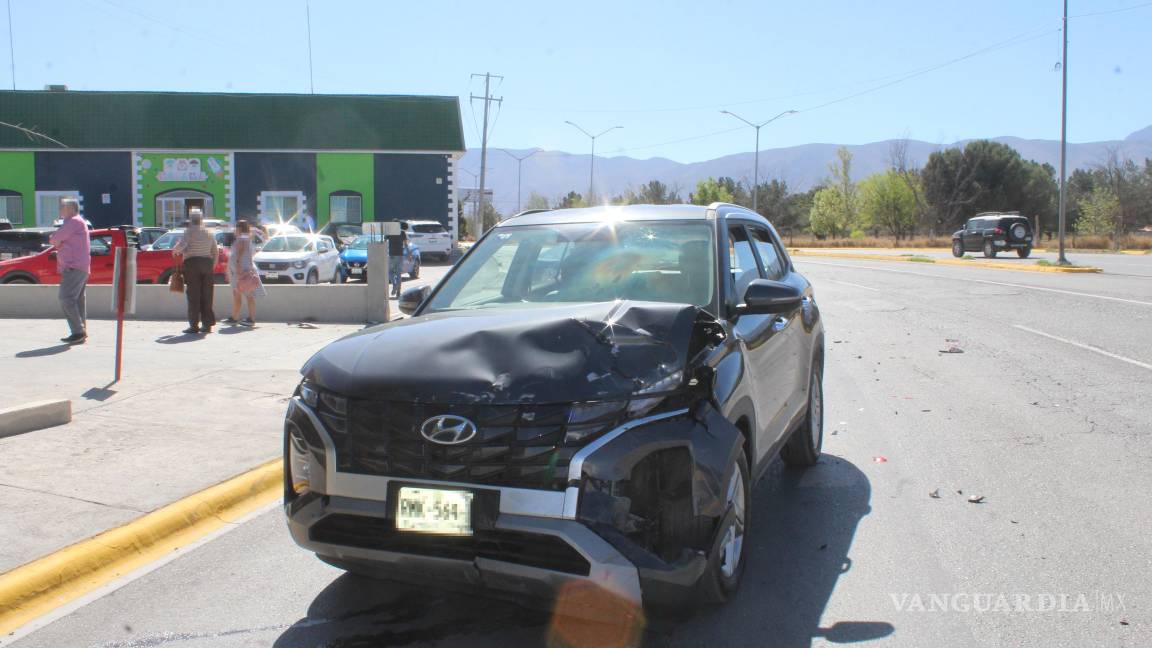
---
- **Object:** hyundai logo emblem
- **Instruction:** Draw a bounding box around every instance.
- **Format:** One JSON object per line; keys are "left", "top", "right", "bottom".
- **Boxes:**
{"left": 420, "top": 415, "right": 478, "bottom": 445}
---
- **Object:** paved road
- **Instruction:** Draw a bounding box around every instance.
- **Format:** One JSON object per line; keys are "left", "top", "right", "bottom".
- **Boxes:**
{"left": 794, "top": 248, "right": 1152, "bottom": 278}
{"left": 8, "top": 257, "right": 1150, "bottom": 648}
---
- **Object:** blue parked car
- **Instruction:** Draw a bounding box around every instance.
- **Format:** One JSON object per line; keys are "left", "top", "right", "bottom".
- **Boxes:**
{"left": 338, "top": 234, "right": 420, "bottom": 283}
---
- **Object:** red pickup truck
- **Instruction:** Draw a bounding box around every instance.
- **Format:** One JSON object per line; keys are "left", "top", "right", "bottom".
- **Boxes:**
{"left": 0, "top": 227, "right": 229, "bottom": 285}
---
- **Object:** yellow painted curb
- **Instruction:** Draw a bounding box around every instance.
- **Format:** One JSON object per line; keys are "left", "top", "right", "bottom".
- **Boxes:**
{"left": 0, "top": 459, "right": 283, "bottom": 636}
{"left": 790, "top": 250, "right": 1102, "bottom": 273}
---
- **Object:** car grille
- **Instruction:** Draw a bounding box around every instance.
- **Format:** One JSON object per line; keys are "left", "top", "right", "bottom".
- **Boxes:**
{"left": 309, "top": 513, "right": 591, "bottom": 575}
{"left": 347, "top": 261, "right": 365, "bottom": 268}
{"left": 257, "top": 261, "right": 289, "bottom": 271}
{"left": 332, "top": 400, "right": 633, "bottom": 491}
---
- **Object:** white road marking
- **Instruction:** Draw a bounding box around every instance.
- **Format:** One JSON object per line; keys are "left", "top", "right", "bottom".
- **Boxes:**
{"left": 1013, "top": 325, "right": 1152, "bottom": 372}
{"left": 823, "top": 278, "right": 881, "bottom": 292}
{"left": 799, "top": 260, "right": 1152, "bottom": 307}
{"left": 0, "top": 501, "right": 282, "bottom": 646}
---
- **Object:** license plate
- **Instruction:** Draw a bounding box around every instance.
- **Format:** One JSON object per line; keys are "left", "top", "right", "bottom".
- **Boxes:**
{"left": 396, "top": 487, "right": 473, "bottom": 535}
{"left": 349, "top": 268, "right": 363, "bottom": 275}
{"left": 264, "top": 272, "right": 279, "bottom": 279}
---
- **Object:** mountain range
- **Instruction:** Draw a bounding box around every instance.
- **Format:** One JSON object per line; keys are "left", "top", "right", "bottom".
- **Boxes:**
{"left": 460, "top": 125, "right": 1152, "bottom": 214}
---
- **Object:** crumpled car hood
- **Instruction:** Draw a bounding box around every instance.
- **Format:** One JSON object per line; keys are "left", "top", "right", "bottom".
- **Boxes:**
{"left": 302, "top": 300, "right": 699, "bottom": 404}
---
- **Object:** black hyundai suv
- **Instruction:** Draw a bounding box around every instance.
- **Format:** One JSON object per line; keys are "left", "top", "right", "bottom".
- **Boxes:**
{"left": 283, "top": 203, "right": 825, "bottom": 615}
{"left": 952, "top": 212, "right": 1034, "bottom": 258}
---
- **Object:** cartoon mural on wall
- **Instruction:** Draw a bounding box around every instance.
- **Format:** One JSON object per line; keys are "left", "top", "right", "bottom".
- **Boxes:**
{"left": 134, "top": 153, "right": 232, "bottom": 227}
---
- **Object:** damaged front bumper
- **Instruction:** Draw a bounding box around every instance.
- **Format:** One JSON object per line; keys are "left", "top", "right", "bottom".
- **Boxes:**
{"left": 284, "top": 393, "right": 743, "bottom": 612}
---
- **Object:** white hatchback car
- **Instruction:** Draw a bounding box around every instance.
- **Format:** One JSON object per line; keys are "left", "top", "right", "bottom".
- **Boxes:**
{"left": 254, "top": 234, "right": 341, "bottom": 284}
{"left": 401, "top": 220, "right": 452, "bottom": 261}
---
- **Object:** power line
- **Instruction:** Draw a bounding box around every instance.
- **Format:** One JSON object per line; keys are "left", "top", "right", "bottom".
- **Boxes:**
{"left": 614, "top": 23, "right": 1061, "bottom": 155}
{"left": 1072, "top": 1, "right": 1152, "bottom": 18}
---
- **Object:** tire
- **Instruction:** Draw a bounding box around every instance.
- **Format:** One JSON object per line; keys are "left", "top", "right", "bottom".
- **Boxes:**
{"left": 983, "top": 240, "right": 997, "bottom": 258}
{"left": 409, "top": 260, "right": 420, "bottom": 280}
{"left": 952, "top": 240, "right": 964, "bottom": 258}
{"left": 781, "top": 362, "right": 823, "bottom": 467}
{"left": 306, "top": 269, "right": 319, "bottom": 284}
{"left": 332, "top": 265, "right": 342, "bottom": 284}
{"left": 1017, "top": 246, "right": 1031, "bottom": 259}
{"left": 697, "top": 452, "right": 750, "bottom": 604}
{"left": 157, "top": 270, "right": 172, "bottom": 286}
{"left": 3, "top": 275, "right": 34, "bottom": 284}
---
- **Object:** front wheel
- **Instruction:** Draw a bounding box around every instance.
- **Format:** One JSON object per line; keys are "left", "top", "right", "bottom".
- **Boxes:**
{"left": 983, "top": 240, "right": 997, "bottom": 258}
{"left": 698, "top": 452, "right": 750, "bottom": 604}
{"left": 781, "top": 363, "right": 823, "bottom": 467}
{"left": 306, "top": 269, "right": 319, "bottom": 284}
{"left": 952, "top": 240, "right": 964, "bottom": 258}
{"left": 1017, "top": 246, "right": 1031, "bottom": 259}
{"left": 2, "top": 276, "right": 34, "bottom": 284}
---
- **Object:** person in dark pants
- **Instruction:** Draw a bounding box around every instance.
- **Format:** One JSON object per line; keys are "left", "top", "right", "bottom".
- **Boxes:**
{"left": 48, "top": 198, "right": 90, "bottom": 344}
{"left": 173, "top": 210, "right": 219, "bottom": 334}
{"left": 386, "top": 222, "right": 408, "bottom": 298}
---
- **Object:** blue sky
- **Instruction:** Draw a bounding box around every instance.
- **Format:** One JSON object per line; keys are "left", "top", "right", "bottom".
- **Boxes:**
{"left": 5, "top": 0, "right": 1149, "bottom": 162}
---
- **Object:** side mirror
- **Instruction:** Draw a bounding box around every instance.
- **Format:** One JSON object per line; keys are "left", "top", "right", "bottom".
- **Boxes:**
{"left": 398, "top": 285, "right": 430, "bottom": 316}
{"left": 739, "top": 279, "right": 803, "bottom": 315}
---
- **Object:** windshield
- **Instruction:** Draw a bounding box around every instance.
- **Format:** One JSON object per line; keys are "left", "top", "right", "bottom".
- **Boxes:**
{"left": 262, "top": 236, "right": 312, "bottom": 253}
{"left": 412, "top": 224, "right": 447, "bottom": 234}
{"left": 425, "top": 221, "right": 714, "bottom": 313}
{"left": 150, "top": 232, "right": 182, "bottom": 250}
{"left": 345, "top": 235, "right": 372, "bottom": 251}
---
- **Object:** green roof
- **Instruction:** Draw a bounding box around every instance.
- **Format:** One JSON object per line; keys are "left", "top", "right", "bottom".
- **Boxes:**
{"left": 0, "top": 90, "right": 464, "bottom": 152}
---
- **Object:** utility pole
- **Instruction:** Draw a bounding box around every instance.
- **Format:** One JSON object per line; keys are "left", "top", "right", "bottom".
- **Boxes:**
{"left": 7, "top": 0, "right": 15, "bottom": 90}
{"left": 305, "top": 0, "right": 315, "bottom": 94}
{"left": 471, "top": 73, "right": 503, "bottom": 237}
{"left": 720, "top": 109, "right": 796, "bottom": 213}
{"left": 565, "top": 122, "right": 621, "bottom": 205}
{"left": 1057, "top": 0, "right": 1070, "bottom": 265}
{"left": 502, "top": 149, "right": 539, "bottom": 212}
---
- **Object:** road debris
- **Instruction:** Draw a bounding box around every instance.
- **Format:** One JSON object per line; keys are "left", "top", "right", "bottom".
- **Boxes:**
{"left": 967, "top": 495, "right": 986, "bottom": 504}
{"left": 872, "top": 456, "right": 888, "bottom": 463}
{"left": 929, "top": 489, "right": 941, "bottom": 499}
{"left": 939, "top": 339, "right": 964, "bottom": 354}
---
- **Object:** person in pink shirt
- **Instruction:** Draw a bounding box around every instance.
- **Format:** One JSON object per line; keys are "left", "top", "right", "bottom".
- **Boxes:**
{"left": 47, "top": 198, "right": 90, "bottom": 344}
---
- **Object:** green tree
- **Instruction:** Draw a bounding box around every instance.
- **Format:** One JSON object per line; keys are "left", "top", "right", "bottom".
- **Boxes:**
{"left": 809, "top": 187, "right": 853, "bottom": 238}
{"left": 807, "top": 147, "right": 858, "bottom": 237}
{"left": 1076, "top": 186, "right": 1121, "bottom": 237}
{"left": 752, "top": 179, "right": 792, "bottom": 226}
{"left": 860, "top": 171, "right": 918, "bottom": 240}
{"left": 690, "top": 177, "right": 735, "bottom": 205}
{"left": 480, "top": 201, "right": 501, "bottom": 232}
{"left": 634, "top": 180, "right": 681, "bottom": 204}
{"left": 555, "top": 191, "right": 586, "bottom": 209}
{"left": 524, "top": 192, "right": 551, "bottom": 210}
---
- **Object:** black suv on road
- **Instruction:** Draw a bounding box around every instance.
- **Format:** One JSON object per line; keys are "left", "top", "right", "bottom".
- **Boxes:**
{"left": 952, "top": 212, "right": 1034, "bottom": 258}
{"left": 283, "top": 203, "right": 825, "bottom": 615}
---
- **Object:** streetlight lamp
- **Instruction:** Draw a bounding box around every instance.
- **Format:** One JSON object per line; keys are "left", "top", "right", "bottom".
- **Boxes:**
{"left": 501, "top": 149, "right": 540, "bottom": 212}
{"left": 720, "top": 109, "right": 797, "bottom": 212}
{"left": 565, "top": 121, "right": 622, "bottom": 205}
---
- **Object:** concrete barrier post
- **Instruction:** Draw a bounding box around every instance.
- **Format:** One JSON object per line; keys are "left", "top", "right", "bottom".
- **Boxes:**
{"left": 367, "top": 243, "right": 390, "bottom": 323}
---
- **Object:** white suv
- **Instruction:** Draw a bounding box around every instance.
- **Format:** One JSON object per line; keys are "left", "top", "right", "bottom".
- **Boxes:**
{"left": 401, "top": 220, "right": 452, "bottom": 261}
{"left": 254, "top": 234, "right": 342, "bottom": 284}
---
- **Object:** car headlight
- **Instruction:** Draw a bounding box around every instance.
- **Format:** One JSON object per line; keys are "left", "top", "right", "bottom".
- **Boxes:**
{"left": 293, "top": 260, "right": 307, "bottom": 269}
{"left": 286, "top": 419, "right": 311, "bottom": 495}
{"left": 298, "top": 380, "right": 348, "bottom": 433}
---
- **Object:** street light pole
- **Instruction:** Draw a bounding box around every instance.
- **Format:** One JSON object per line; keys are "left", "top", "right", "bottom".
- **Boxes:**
{"left": 565, "top": 121, "right": 622, "bottom": 205}
{"left": 501, "top": 149, "right": 539, "bottom": 212}
{"left": 1057, "top": 0, "right": 1070, "bottom": 265}
{"left": 720, "top": 109, "right": 797, "bottom": 213}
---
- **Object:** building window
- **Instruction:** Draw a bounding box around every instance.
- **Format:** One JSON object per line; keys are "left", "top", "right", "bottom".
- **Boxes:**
{"left": 35, "top": 191, "right": 82, "bottom": 227}
{"left": 0, "top": 193, "right": 22, "bottom": 225}
{"left": 259, "top": 191, "right": 311, "bottom": 230}
{"left": 329, "top": 192, "right": 363, "bottom": 224}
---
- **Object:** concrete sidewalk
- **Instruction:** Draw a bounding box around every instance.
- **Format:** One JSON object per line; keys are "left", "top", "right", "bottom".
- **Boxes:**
{"left": 0, "top": 318, "right": 362, "bottom": 574}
